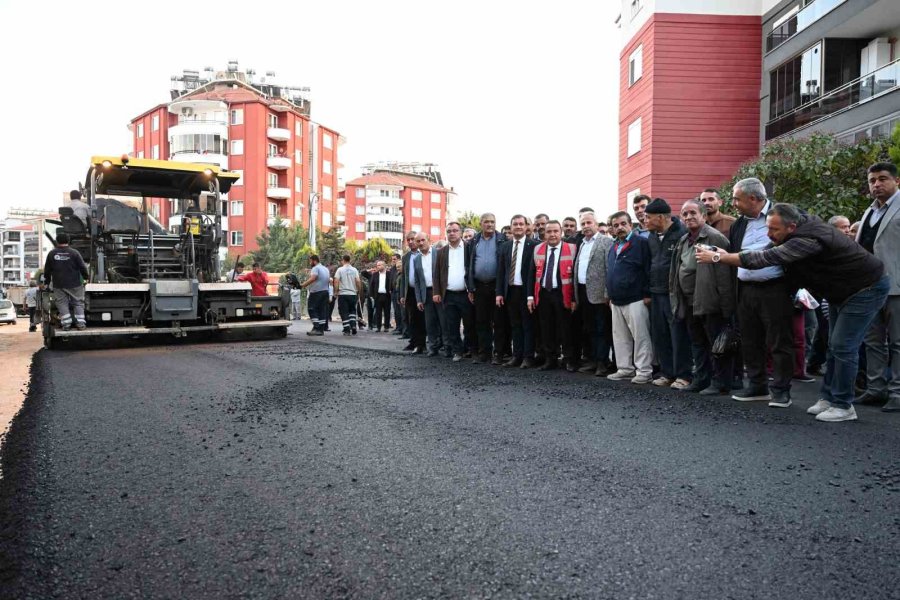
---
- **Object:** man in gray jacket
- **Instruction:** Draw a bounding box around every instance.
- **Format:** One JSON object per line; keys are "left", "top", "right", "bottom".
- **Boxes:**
{"left": 574, "top": 211, "right": 615, "bottom": 376}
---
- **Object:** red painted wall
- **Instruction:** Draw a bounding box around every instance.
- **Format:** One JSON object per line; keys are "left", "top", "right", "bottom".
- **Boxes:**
{"left": 619, "top": 13, "right": 761, "bottom": 213}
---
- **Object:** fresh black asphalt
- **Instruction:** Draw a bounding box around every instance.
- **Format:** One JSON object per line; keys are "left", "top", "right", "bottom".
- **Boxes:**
{"left": 1, "top": 329, "right": 899, "bottom": 599}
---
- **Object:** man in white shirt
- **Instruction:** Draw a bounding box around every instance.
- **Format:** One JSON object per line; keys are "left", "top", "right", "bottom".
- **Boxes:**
{"left": 434, "top": 222, "right": 471, "bottom": 360}
{"left": 369, "top": 260, "right": 393, "bottom": 332}
{"left": 411, "top": 233, "right": 441, "bottom": 355}
{"left": 573, "top": 212, "right": 615, "bottom": 375}
{"left": 495, "top": 215, "right": 538, "bottom": 367}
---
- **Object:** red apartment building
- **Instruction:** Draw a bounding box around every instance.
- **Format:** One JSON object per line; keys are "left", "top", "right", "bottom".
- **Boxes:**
{"left": 130, "top": 63, "right": 341, "bottom": 253}
{"left": 618, "top": 0, "right": 764, "bottom": 211}
{"left": 343, "top": 166, "right": 453, "bottom": 251}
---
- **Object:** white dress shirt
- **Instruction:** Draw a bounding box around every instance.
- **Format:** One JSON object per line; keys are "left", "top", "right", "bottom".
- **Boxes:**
{"left": 576, "top": 235, "right": 596, "bottom": 284}
{"left": 420, "top": 251, "right": 434, "bottom": 288}
{"left": 377, "top": 272, "right": 387, "bottom": 294}
{"left": 510, "top": 237, "right": 525, "bottom": 286}
{"left": 738, "top": 200, "right": 783, "bottom": 282}
{"left": 447, "top": 243, "right": 467, "bottom": 291}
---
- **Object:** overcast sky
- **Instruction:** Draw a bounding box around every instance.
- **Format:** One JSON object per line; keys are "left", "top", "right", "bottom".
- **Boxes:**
{"left": 0, "top": 0, "right": 622, "bottom": 226}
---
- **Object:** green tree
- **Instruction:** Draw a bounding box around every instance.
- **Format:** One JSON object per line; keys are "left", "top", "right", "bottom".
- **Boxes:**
{"left": 457, "top": 210, "right": 481, "bottom": 231}
{"left": 250, "top": 219, "right": 309, "bottom": 273}
{"left": 718, "top": 133, "right": 891, "bottom": 221}
{"left": 889, "top": 122, "right": 900, "bottom": 165}
{"left": 316, "top": 227, "right": 346, "bottom": 269}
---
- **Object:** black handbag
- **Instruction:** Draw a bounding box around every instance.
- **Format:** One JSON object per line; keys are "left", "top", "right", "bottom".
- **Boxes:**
{"left": 712, "top": 324, "right": 741, "bottom": 358}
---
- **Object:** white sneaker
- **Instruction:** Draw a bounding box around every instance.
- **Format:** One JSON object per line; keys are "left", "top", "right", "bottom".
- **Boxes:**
{"left": 806, "top": 399, "right": 832, "bottom": 415}
{"left": 670, "top": 378, "right": 691, "bottom": 390}
{"left": 631, "top": 374, "right": 653, "bottom": 385}
{"left": 607, "top": 370, "right": 635, "bottom": 381}
{"left": 652, "top": 376, "right": 673, "bottom": 387}
{"left": 815, "top": 405, "right": 858, "bottom": 422}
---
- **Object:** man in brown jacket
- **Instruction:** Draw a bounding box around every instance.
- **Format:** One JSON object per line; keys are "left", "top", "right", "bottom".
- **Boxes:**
{"left": 701, "top": 189, "right": 736, "bottom": 236}
{"left": 433, "top": 222, "right": 472, "bottom": 360}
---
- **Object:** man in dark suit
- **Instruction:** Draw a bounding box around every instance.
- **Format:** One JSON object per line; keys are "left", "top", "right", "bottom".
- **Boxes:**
{"left": 369, "top": 259, "right": 394, "bottom": 332}
{"left": 433, "top": 221, "right": 472, "bottom": 360}
{"left": 466, "top": 213, "right": 506, "bottom": 364}
{"left": 389, "top": 253, "right": 404, "bottom": 334}
{"left": 399, "top": 231, "right": 421, "bottom": 350}
{"left": 496, "top": 214, "right": 538, "bottom": 368}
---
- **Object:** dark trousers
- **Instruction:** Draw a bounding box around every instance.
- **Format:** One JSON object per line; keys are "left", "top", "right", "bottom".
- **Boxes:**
{"left": 423, "top": 287, "right": 442, "bottom": 352}
{"left": 577, "top": 285, "right": 612, "bottom": 367}
{"left": 463, "top": 301, "right": 478, "bottom": 353}
{"left": 808, "top": 305, "right": 828, "bottom": 369}
{"left": 392, "top": 290, "right": 405, "bottom": 332}
{"left": 474, "top": 280, "right": 501, "bottom": 357}
{"left": 539, "top": 287, "right": 574, "bottom": 364}
{"left": 650, "top": 292, "right": 692, "bottom": 380}
{"left": 308, "top": 290, "right": 329, "bottom": 332}
{"left": 738, "top": 280, "right": 794, "bottom": 392}
{"left": 337, "top": 294, "right": 358, "bottom": 332}
{"left": 374, "top": 293, "right": 391, "bottom": 330}
{"left": 442, "top": 290, "right": 470, "bottom": 355}
{"left": 364, "top": 296, "right": 374, "bottom": 327}
{"left": 506, "top": 285, "right": 535, "bottom": 359}
{"left": 406, "top": 287, "right": 425, "bottom": 349}
{"left": 685, "top": 304, "right": 733, "bottom": 387}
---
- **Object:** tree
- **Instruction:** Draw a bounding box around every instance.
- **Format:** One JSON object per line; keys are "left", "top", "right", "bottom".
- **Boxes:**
{"left": 889, "top": 122, "right": 900, "bottom": 166}
{"left": 250, "top": 219, "right": 309, "bottom": 273}
{"left": 316, "top": 227, "right": 346, "bottom": 269}
{"left": 457, "top": 210, "right": 481, "bottom": 231}
{"left": 718, "top": 133, "right": 891, "bottom": 221}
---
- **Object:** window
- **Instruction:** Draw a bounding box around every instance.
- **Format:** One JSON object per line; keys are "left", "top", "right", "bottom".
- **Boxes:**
{"left": 628, "top": 45, "right": 643, "bottom": 86}
{"left": 431, "top": 192, "right": 441, "bottom": 203}
{"left": 323, "top": 159, "right": 332, "bottom": 175}
{"left": 295, "top": 149, "right": 302, "bottom": 164}
{"left": 769, "top": 42, "right": 821, "bottom": 120}
{"left": 232, "top": 170, "right": 243, "bottom": 186}
{"left": 355, "top": 205, "right": 366, "bottom": 215}
{"left": 295, "top": 121, "right": 303, "bottom": 136}
{"left": 137, "top": 123, "right": 144, "bottom": 138}
{"left": 430, "top": 226, "right": 440, "bottom": 236}
{"left": 627, "top": 118, "right": 642, "bottom": 157}
{"left": 221, "top": 201, "right": 228, "bottom": 217}
{"left": 267, "top": 173, "right": 279, "bottom": 188}
{"left": 230, "top": 109, "right": 243, "bottom": 125}
{"left": 268, "top": 113, "right": 278, "bottom": 128}
{"left": 323, "top": 133, "right": 332, "bottom": 149}
{"left": 412, "top": 207, "right": 422, "bottom": 218}
{"left": 323, "top": 212, "right": 332, "bottom": 226}
{"left": 230, "top": 231, "right": 243, "bottom": 246}
{"left": 230, "top": 201, "right": 244, "bottom": 216}
{"left": 152, "top": 144, "right": 159, "bottom": 160}
{"left": 137, "top": 150, "right": 144, "bottom": 159}
{"left": 411, "top": 190, "right": 423, "bottom": 201}
{"left": 231, "top": 140, "right": 243, "bottom": 155}
{"left": 322, "top": 185, "right": 332, "bottom": 200}
{"left": 268, "top": 202, "right": 279, "bottom": 217}
{"left": 295, "top": 177, "right": 302, "bottom": 193}
{"left": 431, "top": 208, "right": 441, "bottom": 219}
{"left": 295, "top": 205, "right": 303, "bottom": 223}
{"left": 355, "top": 222, "right": 365, "bottom": 233}
{"left": 355, "top": 188, "right": 365, "bottom": 198}
{"left": 152, "top": 115, "right": 159, "bottom": 131}
{"left": 268, "top": 143, "right": 278, "bottom": 157}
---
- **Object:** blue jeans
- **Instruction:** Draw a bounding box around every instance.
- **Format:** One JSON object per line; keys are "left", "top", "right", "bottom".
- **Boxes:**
{"left": 821, "top": 275, "right": 890, "bottom": 408}
{"left": 650, "top": 293, "right": 692, "bottom": 380}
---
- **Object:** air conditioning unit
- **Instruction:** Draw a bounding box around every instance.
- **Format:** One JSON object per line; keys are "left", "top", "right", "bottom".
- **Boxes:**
{"left": 181, "top": 107, "right": 194, "bottom": 117}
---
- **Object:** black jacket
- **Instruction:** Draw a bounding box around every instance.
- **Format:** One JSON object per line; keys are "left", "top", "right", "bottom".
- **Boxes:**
{"left": 368, "top": 270, "right": 395, "bottom": 298}
{"left": 43, "top": 246, "right": 89, "bottom": 289}
{"left": 495, "top": 237, "right": 538, "bottom": 298}
{"left": 647, "top": 217, "right": 686, "bottom": 294}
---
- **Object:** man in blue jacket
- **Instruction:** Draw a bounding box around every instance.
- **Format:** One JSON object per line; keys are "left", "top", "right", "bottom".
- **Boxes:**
{"left": 606, "top": 211, "right": 653, "bottom": 384}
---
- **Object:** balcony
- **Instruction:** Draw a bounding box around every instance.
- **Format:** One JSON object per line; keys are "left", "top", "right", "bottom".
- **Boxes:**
{"left": 170, "top": 151, "right": 228, "bottom": 169}
{"left": 766, "top": 0, "right": 847, "bottom": 52}
{"left": 169, "top": 120, "right": 228, "bottom": 140}
{"left": 168, "top": 99, "right": 227, "bottom": 115}
{"left": 266, "top": 186, "right": 291, "bottom": 200}
{"left": 766, "top": 57, "right": 900, "bottom": 140}
{"left": 267, "top": 217, "right": 292, "bottom": 227}
{"left": 266, "top": 155, "right": 291, "bottom": 170}
{"left": 267, "top": 127, "right": 291, "bottom": 142}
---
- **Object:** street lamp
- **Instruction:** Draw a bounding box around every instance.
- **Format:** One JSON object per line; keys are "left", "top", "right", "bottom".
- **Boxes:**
{"left": 308, "top": 191, "right": 319, "bottom": 249}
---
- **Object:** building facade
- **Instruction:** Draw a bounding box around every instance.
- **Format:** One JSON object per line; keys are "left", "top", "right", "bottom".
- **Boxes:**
{"left": 762, "top": 0, "right": 900, "bottom": 144}
{"left": 343, "top": 167, "right": 453, "bottom": 251}
{"left": 618, "top": 0, "right": 767, "bottom": 211}
{"left": 130, "top": 62, "right": 342, "bottom": 253}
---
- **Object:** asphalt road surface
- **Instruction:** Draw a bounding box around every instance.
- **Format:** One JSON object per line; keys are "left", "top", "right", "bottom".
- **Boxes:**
{"left": 2, "top": 329, "right": 899, "bottom": 599}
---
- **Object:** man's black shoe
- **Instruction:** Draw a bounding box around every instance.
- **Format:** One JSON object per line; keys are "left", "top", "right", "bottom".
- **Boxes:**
{"left": 307, "top": 330, "right": 324, "bottom": 336}
{"left": 856, "top": 390, "right": 887, "bottom": 405}
{"left": 426, "top": 350, "right": 439, "bottom": 357}
{"left": 400, "top": 334, "right": 410, "bottom": 340}
{"left": 537, "top": 360, "right": 558, "bottom": 371}
{"left": 882, "top": 397, "right": 900, "bottom": 412}
{"left": 402, "top": 343, "right": 416, "bottom": 351}
{"left": 491, "top": 355, "right": 504, "bottom": 366}
{"left": 504, "top": 357, "right": 523, "bottom": 368}
{"left": 471, "top": 354, "right": 487, "bottom": 364}
{"left": 682, "top": 379, "right": 710, "bottom": 393}
{"left": 413, "top": 347, "right": 425, "bottom": 354}
{"left": 565, "top": 362, "right": 578, "bottom": 373}
{"left": 520, "top": 357, "right": 537, "bottom": 369}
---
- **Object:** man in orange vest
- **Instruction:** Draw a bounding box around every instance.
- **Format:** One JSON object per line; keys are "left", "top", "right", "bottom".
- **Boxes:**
{"left": 527, "top": 220, "right": 578, "bottom": 372}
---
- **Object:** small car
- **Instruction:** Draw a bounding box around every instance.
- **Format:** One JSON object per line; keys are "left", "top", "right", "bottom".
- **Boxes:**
{"left": 0, "top": 299, "right": 16, "bottom": 325}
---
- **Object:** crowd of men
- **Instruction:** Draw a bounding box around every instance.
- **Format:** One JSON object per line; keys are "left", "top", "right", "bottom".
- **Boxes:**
{"left": 308, "top": 162, "right": 900, "bottom": 425}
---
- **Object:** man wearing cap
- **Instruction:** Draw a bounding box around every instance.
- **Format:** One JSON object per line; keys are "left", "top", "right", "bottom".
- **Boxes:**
{"left": 644, "top": 198, "right": 692, "bottom": 389}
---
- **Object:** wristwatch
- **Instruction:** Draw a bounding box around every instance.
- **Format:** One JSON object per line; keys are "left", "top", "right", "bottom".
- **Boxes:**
{"left": 712, "top": 252, "right": 721, "bottom": 263}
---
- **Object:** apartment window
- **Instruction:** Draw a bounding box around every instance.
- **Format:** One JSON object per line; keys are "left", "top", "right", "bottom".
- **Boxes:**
{"left": 295, "top": 205, "right": 303, "bottom": 223}
{"left": 355, "top": 222, "right": 365, "bottom": 233}
{"left": 137, "top": 123, "right": 144, "bottom": 138}
{"left": 431, "top": 192, "right": 441, "bottom": 203}
{"left": 268, "top": 143, "right": 278, "bottom": 157}
{"left": 295, "top": 176, "right": 302, "bottom": 193}
{"left": 627, "top": 118, "right": 642, "bottom": 157}
{"left": 355, "top": 188, "right": 365, "bottom": 198}
{"left": 268, "top": 113, "right": 278, "bottom": 128}
{"left": 268, "top": 173, "right": 279, "bottom": 188}
{"left": 295, "top": 149, "right": 302, "bottom": 164}
{"left": 152, "top": 115, "right": 159, "bottom": 131}
{"left": 230, "top": 109, "right": 243, "bottom": 125}
{"left": 232, "top": 170, "right": 243, "bottom": 185}
{"left": 629, "top": 45, "right": 643, "bottom": 86}
{"left": 322, "top": 185, "right": 332, "bottom": 200}
{"left": 431, "top": 208, "right": 441, "bottom": 219}
{"left": 769, "top": 42, "right": 821, "bottom": 120}
{"left": 137, "top": 150, "right": 144, "bottom": 159}
{"left": 230, "top": 231, "right": 243, "bottom": 246}
{"left": 430, "top": 226, "right": 440, "bottom": 236}
{"left": 323, "top": 133, "right": 332, "bottom": 149}
{"left": 323, "top": 159, "right": 332, "bottom": 175}
{"left": 230, "top": 201, "right": 244, "bottom": 216}
{"left": 412, "top": 207, "right": 422, "bottom": 218}
{"left": 323, "top": 212, "right": 332, "bottom": 227}
{"left": 295, "top": 121, "right": 303, "bottom": 136}
{"left": 411, "top": 190, "right": 423, "bottom": 201}
{"left": 355, "top": 205, "right": 366, "bottom": 216}
{"left": 152, "top": 144, "right": 159, "bottom": 160}
{"left": 268, "top": 202, "right": 279, "bottom": 217}
{"left": 231, "top": 140, "right": 243, "bottom": 155}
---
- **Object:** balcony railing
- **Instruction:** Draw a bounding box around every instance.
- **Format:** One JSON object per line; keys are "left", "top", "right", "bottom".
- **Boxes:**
{"left": 766, "top": 58, "right": 900, "bottom": 140}
{"left": 766, "top": 0, "right": 846, "bottom": 53}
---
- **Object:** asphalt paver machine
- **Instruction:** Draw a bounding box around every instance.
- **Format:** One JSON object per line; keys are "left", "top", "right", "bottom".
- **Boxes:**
{"left": 40, "top": 155, "right": 291, "bottom": 348}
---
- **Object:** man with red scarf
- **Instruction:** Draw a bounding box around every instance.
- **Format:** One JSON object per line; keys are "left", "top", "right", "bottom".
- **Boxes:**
{"left": 527, "top": 220, "right": 578, "bottom": 372}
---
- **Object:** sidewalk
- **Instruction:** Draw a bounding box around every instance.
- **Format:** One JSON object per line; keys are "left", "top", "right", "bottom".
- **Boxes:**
{"left": 0, "top": 320, "right": 43, "bottom": 444}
